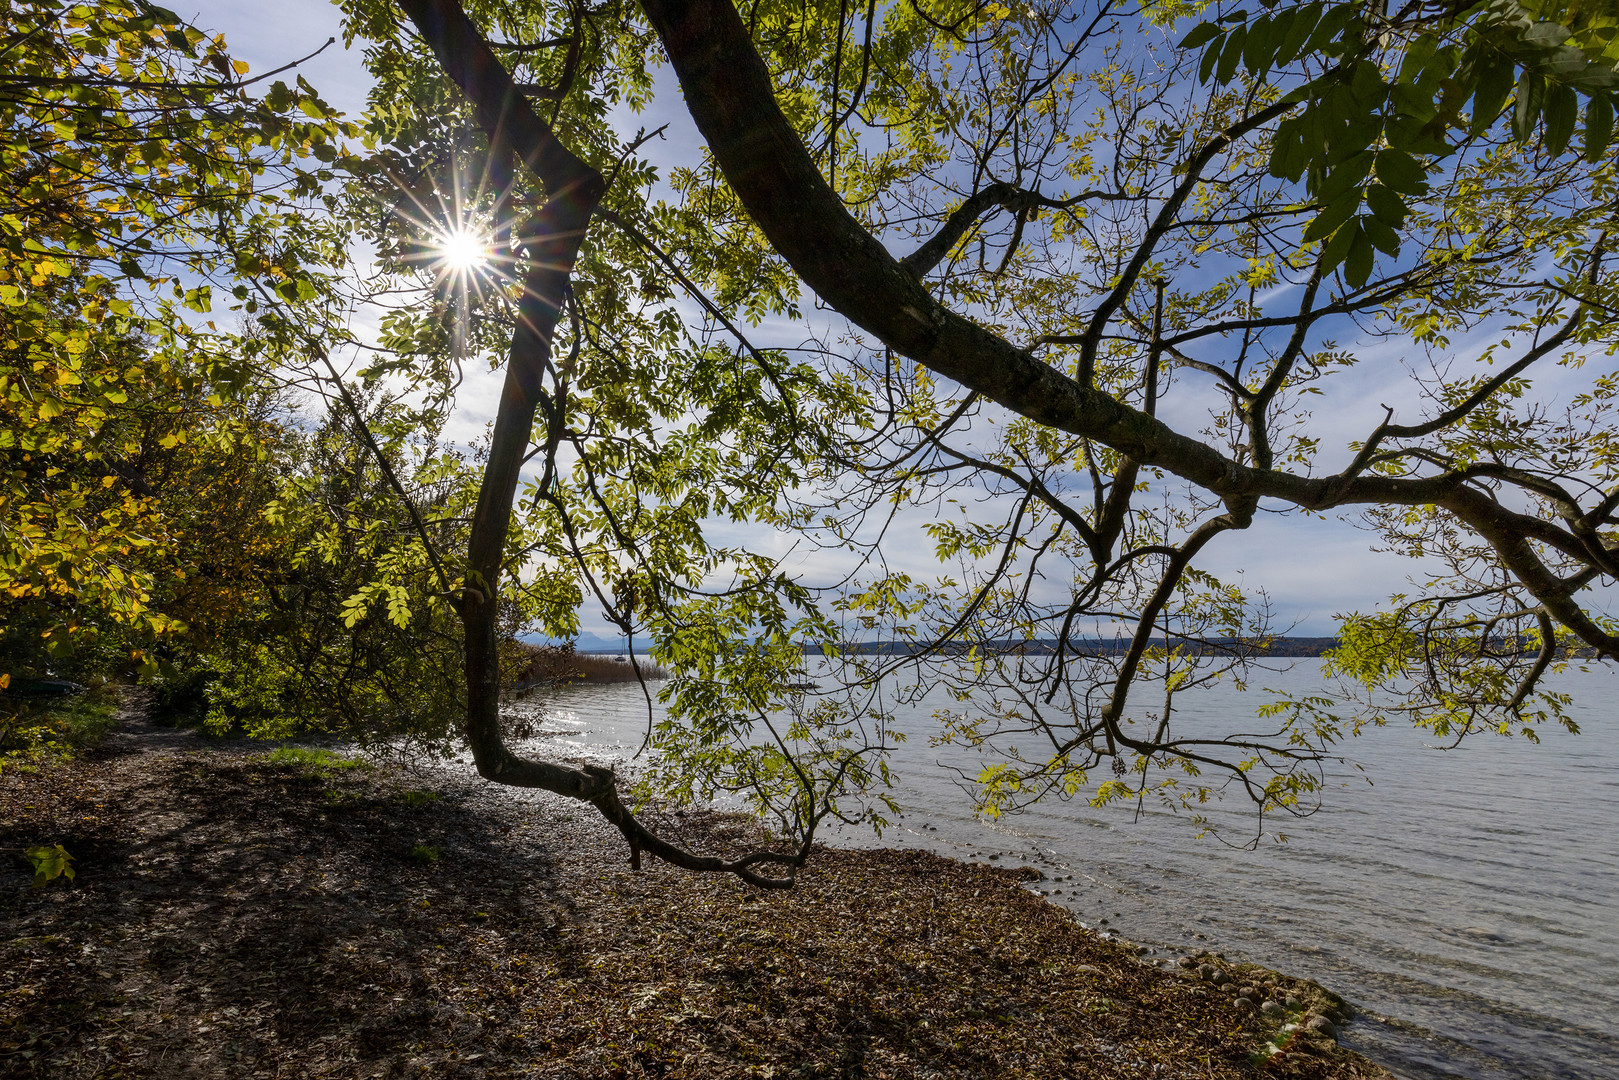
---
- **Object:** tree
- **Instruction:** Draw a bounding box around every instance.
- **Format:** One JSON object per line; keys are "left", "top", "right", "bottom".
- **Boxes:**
{"left": 329, "top": 0, "right": 1619, "bottom": 883}
{"left": 627, "top": 0, "right": 1619, "bottom": 817}
{"left": 1, "top": 1, "right": 550, "bottom": 762}
{"left": 0, "top": 0, "right": 356, "bottom": 686}
{"left": 150, "top": 388, "right": 481, "bottom": 748}
{"left": 0, "top": 282, "right": 282, "bottom": 685}
{"left": 342, "top": 0, "right": 860, "bottom": 885}
{"left": 15, "top": 0, "right": 1619, "bottom": 884}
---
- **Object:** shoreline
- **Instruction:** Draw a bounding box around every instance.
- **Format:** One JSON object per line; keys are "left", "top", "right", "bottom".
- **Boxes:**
{"left": 508, "top": 675, "right": 1619, "bottom": 1080}
{"left": 0, "top": 707, "right": 1392, "bottom": 1079}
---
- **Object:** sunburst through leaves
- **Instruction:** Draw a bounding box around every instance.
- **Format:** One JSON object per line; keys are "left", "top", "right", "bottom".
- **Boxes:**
{"left": 436, "top": 227, "right": 490, "bottom": 275}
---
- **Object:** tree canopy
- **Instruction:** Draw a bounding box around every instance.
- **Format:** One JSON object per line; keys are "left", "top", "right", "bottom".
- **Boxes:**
{"left": 7, "top": 0, "right": 1619, "bottom": 884}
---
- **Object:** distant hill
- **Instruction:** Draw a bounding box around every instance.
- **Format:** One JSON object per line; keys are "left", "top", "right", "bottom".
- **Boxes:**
{"left": 520, "top": 631, "right": 632, "bottom": 654}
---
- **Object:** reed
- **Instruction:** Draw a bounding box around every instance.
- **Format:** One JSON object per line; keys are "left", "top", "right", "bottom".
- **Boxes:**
{"left": 510, "top": 643, "right": 669, "bottom": 688}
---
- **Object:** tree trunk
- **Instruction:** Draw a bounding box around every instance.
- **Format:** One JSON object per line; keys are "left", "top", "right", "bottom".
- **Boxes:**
{"left": 395, "top": 0, "right": 815, "bottom": 886}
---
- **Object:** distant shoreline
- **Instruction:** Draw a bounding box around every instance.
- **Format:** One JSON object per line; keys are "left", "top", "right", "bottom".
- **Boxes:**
{"left": 555, "top": 637, "right": 1347, "bottom": 658}
{"left": 559, "top": 636, "right": 1598, "bottom": 660}
{"left": 798, "top": 637, "right": 1347, "bottom": 658}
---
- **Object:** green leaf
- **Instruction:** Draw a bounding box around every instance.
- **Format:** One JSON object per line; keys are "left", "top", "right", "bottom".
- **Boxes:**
{"left": 1260, "top": 9, "right": 1296, "bottom": 66}
{"left": 1200, "top": 33, "right": 1227, "bottom": 83}
{"left": 1242, "top": 14, "right": 1275, "bottom": 73}
{"left": 1304, "top": 193, "right": 1360, "bottom": 243}
{"left": 1396, "top": 32, "right": 1438, "bottom": 85}
{"left": 1514, "top": 68, "right": 1545, "bottom": 142}
{"left": 1217, "top": 25, "right": 1249, "bottom": 85}
{"left": 1275, "top": 3, "right": 1321, "bottom": 65}
{"left": 1319, "top": 149, "right": 1374, "bottom": 198}
{"left": 265, "top": 80, "right": 292, "bottom": 113}
{"left": 1364, "top": 183, "right": 1408, "bottom": 229}
{"left": 1384, "top": 111, "right": 1443, "bottom": 154}
{"left": 1522, "top": 21, "right": 1571, "bottom": 49}
{"left": 1586, "top": 94, "right": 1613, "bottom": 162}
{"left": 1319, "top": 218, "right": 1357, "bottom": 272}
{"left": 1178, "top": 21, "right": 1223, "bottom": 50}
{"left": 1348, "top": 58, "right": 1384, "bottom": 105}
{"left": 1470, "top": 53, "right": 1516, "bottom": 135}
{"left": 1362, "top": 214, "right": 1400, "bottom": 256}
{"left": 1305, "top": 4, "right": 1357, "bottom": 57}
{"left": 1343, "top": 221, "right": 1375, "bottom": 288}
{"left": 25, "top": 845, "right": 75, "bottom": 888}
{"left": 1270, "top": 119, "right": 1307, "bottom": 180}
{"left": 1374, "top": 147, "right": 1425, "bottom": 193}
{"left": 387, "top": 588, "right": 411, "bottom": 628}
{"left": 1544, "top": 83, "right": 1577, "bottom": 154}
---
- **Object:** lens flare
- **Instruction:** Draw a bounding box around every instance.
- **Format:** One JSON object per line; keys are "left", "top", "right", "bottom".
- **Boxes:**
{"left": 437, "top": 228, "right": 489, "bottom": 273}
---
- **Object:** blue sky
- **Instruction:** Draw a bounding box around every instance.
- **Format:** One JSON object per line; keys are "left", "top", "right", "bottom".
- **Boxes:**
{"left": 181, "top": 0, "right": 1579, "bottom": 642}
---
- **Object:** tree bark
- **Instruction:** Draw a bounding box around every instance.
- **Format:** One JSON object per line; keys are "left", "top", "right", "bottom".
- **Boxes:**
{"left": 396, "top": 0, "right": 815, "bottom": 886}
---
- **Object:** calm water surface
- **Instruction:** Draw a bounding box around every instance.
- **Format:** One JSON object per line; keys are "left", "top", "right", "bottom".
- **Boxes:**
{"left": 504, "top": 663, "right": 1619, "bottom": 1080}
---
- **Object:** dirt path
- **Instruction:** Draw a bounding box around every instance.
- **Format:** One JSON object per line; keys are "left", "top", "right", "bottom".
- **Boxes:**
{"left": 1, "top": 702, "right": 1387, "bottom": 1079}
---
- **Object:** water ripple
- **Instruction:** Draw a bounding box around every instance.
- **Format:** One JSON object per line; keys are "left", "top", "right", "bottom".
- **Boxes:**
{"left": 507, "top": 663, "right": 1619, "bottom": 1080}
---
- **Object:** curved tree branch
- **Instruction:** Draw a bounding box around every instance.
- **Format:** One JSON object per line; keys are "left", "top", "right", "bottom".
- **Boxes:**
{"left": 637, "top": 0, "right": 1619, "bottom": 660}
{"left": 398, "top": 0, "right": 814, "bottom": 888}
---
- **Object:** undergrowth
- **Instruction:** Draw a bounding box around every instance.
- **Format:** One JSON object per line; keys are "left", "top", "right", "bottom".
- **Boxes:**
{"left": 0, "top": 688, "right": 119, "bottom": 773}
{"left": 265, "top": 746, "right": 372, "bottom": 777}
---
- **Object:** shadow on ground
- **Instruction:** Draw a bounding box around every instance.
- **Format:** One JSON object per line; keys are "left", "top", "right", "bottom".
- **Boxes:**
{"left": 1, "top": 726, "right": 1385, "bottom": 1079}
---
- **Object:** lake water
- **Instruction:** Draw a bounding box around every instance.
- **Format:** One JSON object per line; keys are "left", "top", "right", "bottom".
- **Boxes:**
{"left": 501, "top": 662, "right": 1619, "bottom": 1080}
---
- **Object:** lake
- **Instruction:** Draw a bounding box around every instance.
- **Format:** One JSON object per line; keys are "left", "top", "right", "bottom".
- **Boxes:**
{"left": 501, "top": 661, "right": 1619, "bottom": 1080}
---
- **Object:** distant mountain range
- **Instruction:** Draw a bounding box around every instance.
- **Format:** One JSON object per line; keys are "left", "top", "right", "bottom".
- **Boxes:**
{"left": 521, "top": 631, "right": 632, "bottom": 654}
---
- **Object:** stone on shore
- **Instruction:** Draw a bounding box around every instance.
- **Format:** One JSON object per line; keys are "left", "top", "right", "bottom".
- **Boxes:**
{"left": 1307, "top": 1015, "right": 1341, "bottom": 1038}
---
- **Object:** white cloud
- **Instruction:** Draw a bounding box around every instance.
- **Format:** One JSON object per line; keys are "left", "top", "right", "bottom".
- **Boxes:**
{"left": 183, "top": 2, "right": 1607, "bottom": 647}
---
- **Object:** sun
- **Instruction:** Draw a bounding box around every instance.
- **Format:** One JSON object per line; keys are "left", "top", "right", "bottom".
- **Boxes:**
{"left": 437, "top": 227, "right": 490, "bottom": 274}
